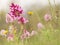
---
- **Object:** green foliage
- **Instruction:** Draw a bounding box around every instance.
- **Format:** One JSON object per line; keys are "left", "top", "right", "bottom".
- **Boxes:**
{"left": 0, "top": 5, "right": 60, "bottom": 45}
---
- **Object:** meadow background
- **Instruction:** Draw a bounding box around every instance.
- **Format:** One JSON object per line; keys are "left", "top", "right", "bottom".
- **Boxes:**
{"left": 0, "top": 0, "right": 60, "bottom": 45}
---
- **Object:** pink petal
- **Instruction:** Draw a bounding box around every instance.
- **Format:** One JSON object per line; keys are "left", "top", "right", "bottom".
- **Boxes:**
{"left": 37, "top": 23, "right": 44, "bottom": 29}
{"left": 6, "top": 14, "right": 14, "bottom": 23}
{"left": 44, "top": 14, "right": 51, "bottom": 21}
{"left": 31, "top": 31, "right": 37, "bottom": 36}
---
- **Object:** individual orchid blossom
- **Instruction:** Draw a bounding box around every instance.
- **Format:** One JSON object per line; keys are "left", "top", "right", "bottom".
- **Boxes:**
{"left": 6, "top": 14, "right": 14, "bottom": 23}
{"left": 20, "top": 30, "right": 38, "bottom": 40}
{"left": 44, "top": 14, "right": 52, "bottom": 21}
{"left": 37, "top": 22, "right": 44, "bottom": 29}
{"left": 6, "top": 3, "right": 25, "bottom": 24}
{"left": 20, "top": 34, "right": 26, "bottom": 40}
{"left": 31, "top": 30, "right": 37, "bottom": 36}
{"left": 9, "top": 3, "right": 23, "bottom": 17}
{"left": 18, "top": 17, "right": 29, "bottom": 24}
{"left": 23, "top": 29, "right": 30, "bottom": 38}
{"left": 23, "top": 18, "right": 29, "bottom": 24}
{"left": 20, "top": 29, "right": 30, "bottom": 40}
{"left": 7, "top": 34, "right": 14, "bottom": 41}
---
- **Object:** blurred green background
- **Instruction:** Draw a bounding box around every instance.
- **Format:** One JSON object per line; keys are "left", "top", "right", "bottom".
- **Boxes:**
{"left": 0, "top": 2, "right": 60, "bottom": 45}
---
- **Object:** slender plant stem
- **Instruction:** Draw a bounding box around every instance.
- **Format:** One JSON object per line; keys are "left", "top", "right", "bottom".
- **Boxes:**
{"left": 48, "top": 0, "right": 53, "bottom": 15}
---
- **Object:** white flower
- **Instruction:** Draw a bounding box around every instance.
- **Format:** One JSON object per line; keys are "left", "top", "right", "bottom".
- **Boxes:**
{"left": 0, "top": 29, "right": 7, "bottom": 36}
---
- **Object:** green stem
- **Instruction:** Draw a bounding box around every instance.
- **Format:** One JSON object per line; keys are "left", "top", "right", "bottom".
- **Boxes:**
{"left": 54, "top": 0, "right": 56, "bottom": 7}
{"left": 48, "top": 0, "right": 53, "bottom": 15}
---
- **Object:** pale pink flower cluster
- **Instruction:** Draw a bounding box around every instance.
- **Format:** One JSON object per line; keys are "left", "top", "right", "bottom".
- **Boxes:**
{"left": 18, "top": 17, "right": 29, "bottom": 24}
{"left": 20, "top": 29, "right": 30, "bottom": 40}
{"left": 7, "top": 34, "right": 14, "bottom": 41}
{"left": 6, "top": 3, "right": 28, "bottom": 24}
{"left": 37, "top": 22, "right": 44, "bottom": 29}
{"left": 0, "top": 29, "right": 14, "bottom": 41}
{"left": 44, "top": 14, "right": 52, "bottom": 21}
{"left": 20, "top": 29, "right": 37, "bottom": 40}
{"left": 9, "top": 3, "right": 23, "bottom": 17}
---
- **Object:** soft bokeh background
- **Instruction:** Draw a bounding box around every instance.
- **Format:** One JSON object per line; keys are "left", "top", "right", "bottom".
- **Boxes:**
{"left": 0, "top": 0, "right": 60, "bottom": 45}
{"left": 0, "top": 0, "right": 60, "bottom": 10}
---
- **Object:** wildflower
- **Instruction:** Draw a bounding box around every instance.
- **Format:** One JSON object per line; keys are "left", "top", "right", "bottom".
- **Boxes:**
{"left": 0, "top": 29, "right": 8, "bottom": 36}
{"left": 23, "top": 29, "right": 30, "bottom": 38}
{"left": 37, "top": 22, "right": 44, "bottom": 29}
{"left": 44, "top": 14, "right": 51, "bottom": 21}
{"left": 20, "top": 34, "right": 26, "bottom": 40}
{"left": 28, "top": 11, "right": 33, "bottom": 16}
{"left": 6, "top": 14, "right": 14, "bottom": 23}
{"left": 18, "top": 17, "right": 24, "bottom": 24}
{"left": 18, "top": 17, "right": 29, "bottom": 24}
{"left": 20, "top": 29, "right": 30, "bottom": 40}
{"left": 9, "top": 3, "right": 23, "bottom": 17}
{"left": 23, "top": 18, "right": 29, "bottom": 24}
{"left": 7, "top": 34, "right": 14, "bottom": 41}
{"left": 31, "top": 30, "right": 37, "bottom": 36}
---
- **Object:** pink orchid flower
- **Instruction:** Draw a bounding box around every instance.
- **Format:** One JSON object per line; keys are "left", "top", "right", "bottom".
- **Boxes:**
{"left": 31, "top": 30, "right": 37, "bottom": 36}
{"left": 18, "top": 17, "right": 29, "bottom": 24}
{"left": 7, "top": 34, "right": 14, "bottom": 41}
{"left": 23, "top": 30, "right": 30, "bottom": 37}
{"left": 44, "top": 14, "right": 52, "bottom": 21}
{"left": 6, "top": 14, "right": 14, "bottom": 23}
{"left": 20, "top": 29, "right": 30, "bottom": 40}
{"left": 9, "top": 3, "right": 23, "bottom": 17}
{"left": 37, "top": 22, "right": 44, "bottom": 29}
